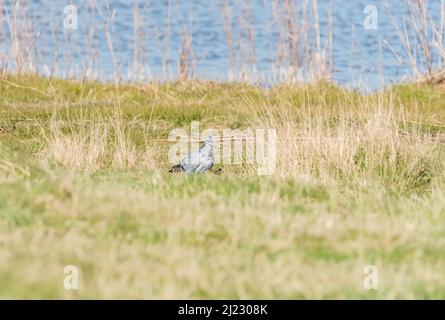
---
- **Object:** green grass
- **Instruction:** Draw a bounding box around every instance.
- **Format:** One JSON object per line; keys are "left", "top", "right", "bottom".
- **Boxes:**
{"left": 0, "top": 74, "right": 444, "bottom": 298}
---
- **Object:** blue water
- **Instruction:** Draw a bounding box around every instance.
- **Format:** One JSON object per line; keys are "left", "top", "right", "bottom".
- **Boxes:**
{"left": 1, "top": 0, "right": 444, "bottom": 90}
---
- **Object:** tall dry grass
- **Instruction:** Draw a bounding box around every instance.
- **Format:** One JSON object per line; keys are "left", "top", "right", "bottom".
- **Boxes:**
{"left": 221, "top": 0, "right": 332, "bottom": 83}
{"left": 38, "top": 111, "right": 158, "bottom": 170}
{"left": 177, "top": 1, "right": 196, "bottom": 81}
{"left": 28, "top": 84, "right": 442, "bottom": 195}
{"left": 387, "top": 0, "right": 445, "bottom": 81}
{"left": 269, "top": 0, "right": 332, "bottom": 83}
{"left": 236, "top": 89, "right": 442, "bottom": 192}
{"left": 3, "top": 0, "right": 36, "bottom": 74}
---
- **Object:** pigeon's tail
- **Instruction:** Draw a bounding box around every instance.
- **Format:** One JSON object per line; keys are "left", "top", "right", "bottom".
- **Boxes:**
{"left": 169, "top": 164, "right": 184, "bottom": 173}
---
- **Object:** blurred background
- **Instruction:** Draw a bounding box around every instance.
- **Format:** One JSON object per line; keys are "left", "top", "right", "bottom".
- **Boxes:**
{"left": 1, "top": 0, "right": 444, "bottom": 90}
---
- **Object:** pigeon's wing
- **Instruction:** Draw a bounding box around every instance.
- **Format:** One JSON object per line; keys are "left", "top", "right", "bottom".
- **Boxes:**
{"left": 180, "top": 149, "right": 201, "bottom": 173}
{"left": 194, "top": 152, "right": 214, "bottom": 173}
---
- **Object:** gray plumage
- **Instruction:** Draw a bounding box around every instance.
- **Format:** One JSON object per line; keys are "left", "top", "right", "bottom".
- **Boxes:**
{"left": 169, "top": 136, "right": 214, "bottom": 174}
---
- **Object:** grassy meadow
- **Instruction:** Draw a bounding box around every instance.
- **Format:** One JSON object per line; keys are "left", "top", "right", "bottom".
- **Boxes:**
{"left": 0, "top": 74, "right": 445, "bottom": 298}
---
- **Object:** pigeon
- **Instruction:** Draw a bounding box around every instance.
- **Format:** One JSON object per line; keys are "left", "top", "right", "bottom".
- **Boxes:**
{"left": 169, "top": 136, "right": 214, "bottom": 174}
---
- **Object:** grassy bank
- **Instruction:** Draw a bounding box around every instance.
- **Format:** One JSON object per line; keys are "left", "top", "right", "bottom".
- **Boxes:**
{"left": 0, "top": 74, "right": 445, "bottom": 298}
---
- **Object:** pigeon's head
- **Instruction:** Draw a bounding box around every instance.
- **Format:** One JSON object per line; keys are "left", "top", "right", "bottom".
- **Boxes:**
{"left": 204, "top": 135, "right": 213, "bottom": 146}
